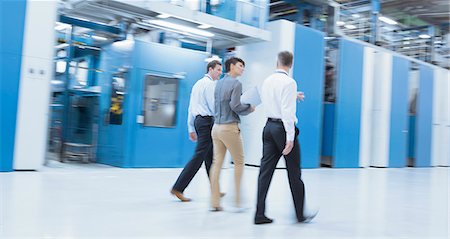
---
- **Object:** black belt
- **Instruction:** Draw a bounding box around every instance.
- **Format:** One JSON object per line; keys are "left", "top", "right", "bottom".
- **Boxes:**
{"left": 268, "top": 118, "right": 282, "bottom": 122}
{"left": 196, "top": 115, "right": 214, "bottom": 119}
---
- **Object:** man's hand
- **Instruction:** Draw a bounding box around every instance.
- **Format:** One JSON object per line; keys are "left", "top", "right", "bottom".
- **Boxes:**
{"left": 189, "top": 132, "right": 197, "bottom": 142}
{"left": 282, "top": 140, "right": 294, "bottom": 155}
{"left": 297, "top": 91, "right": 305, "bottom": 102}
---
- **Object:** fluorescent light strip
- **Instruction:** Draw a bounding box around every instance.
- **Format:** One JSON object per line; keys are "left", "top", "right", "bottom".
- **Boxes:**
{"left": 198, "top": 24, "right": 211, "bottom": 29}
{"left": 157, "top": 14, "right": 171, "bottom": 19}
{"left": 419, "top": 34, "right": 431, "bottom": 39}
{"left": 336, "top": 21, "right": 345, "bottom": 26}
{"left": 147, "top": 20, "right": 215, "bottom": 37}
{"left": 92, "top": 35, "right": 108, "bottom": 41}
{"left": 55, "top": 22, "right": 71, "bottom": 31}
{"left": 344, "top": 24, "right": 356, "bottom": 30}
{"left": 379, "top": 16, "right": 398, "bottom": 25}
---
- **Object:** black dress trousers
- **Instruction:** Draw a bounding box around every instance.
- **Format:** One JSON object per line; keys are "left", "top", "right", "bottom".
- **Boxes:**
{"left": 172, "top": 116, "right": 214, "bottom": 192}
{"left": 255, "top": 120, "right": 305, "bottom": 220}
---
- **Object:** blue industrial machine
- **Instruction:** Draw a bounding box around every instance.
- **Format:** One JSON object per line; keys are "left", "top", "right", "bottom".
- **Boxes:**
{"left": 321, "top": 38, "right": 437, "bottom": 168}
{"left": 95, "top": 40, "right": 208, "bottom": 168}
{"left": 54, "top": 45, "right": 102, "bottom": 163}
{"left": 209, "top": 0, "right": 268, "bottom": 28}
{"left": 293, "top": 24, "right": 326, "bottom": 168}
{"left": 0, "top": 0, "right": 27, "bottom": 171}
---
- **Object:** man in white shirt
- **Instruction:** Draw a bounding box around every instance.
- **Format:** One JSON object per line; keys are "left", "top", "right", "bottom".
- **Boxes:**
{"left": 254, "top": 51, "right": 316, "bottom": 224}
{"left": 171, "top": 60, "right": 222, "bottom": 202}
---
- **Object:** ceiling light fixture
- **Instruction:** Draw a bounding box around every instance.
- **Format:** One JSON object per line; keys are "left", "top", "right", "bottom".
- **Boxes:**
{"left": 55, "top": 22, "right": 71, "bottom": 31}
{"left": 336, "top": 21, "right": 345, "bottom": 26}
{"left": 92, "top": 35, "right": 108, "bottom": 41}
{"left": 198, "top": 24, "right": 212, "bottom": 29}
{"left": 379, "top": 16, "right": 398, "bottom": 25}
{"left": 146, "top": 20, "right": 215, "bottom": 37}
{"left": 344, "top": 24, "right": 357, "bottom": 30}
{"left": 418, "top": 34, "right": 431, "bottom": 39}
{"left": 157, "top": 14, "right": 171, "bottom": 19}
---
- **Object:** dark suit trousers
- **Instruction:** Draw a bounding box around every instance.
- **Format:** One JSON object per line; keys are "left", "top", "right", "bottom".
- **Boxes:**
{"left": 172, "top": 116, "right": 214, "bottom": 192}
{"left": 255, "top": 120, "right": 305, "bottom": 220}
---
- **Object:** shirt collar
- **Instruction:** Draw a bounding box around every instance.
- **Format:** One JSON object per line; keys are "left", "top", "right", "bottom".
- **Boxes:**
{"left": 205, "top": 74, "right": 213, "bottom": 81}
{"left": 275, "top": 69, "right": 289, "bottom": 75}
{"left": 225, "top": 73, "right": 237, "bottom": 80}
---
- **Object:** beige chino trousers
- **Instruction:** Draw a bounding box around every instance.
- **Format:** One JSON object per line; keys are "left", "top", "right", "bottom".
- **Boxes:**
{"left": 210, "top": 123, "right": 245, "bottom": 208}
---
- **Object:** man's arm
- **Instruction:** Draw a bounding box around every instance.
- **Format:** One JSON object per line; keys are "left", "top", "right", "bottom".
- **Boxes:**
{"left": 187, "top": 83, "right": 198, "bottom": 141}
{"left": 229, "top": 81, "right": 253, "bottom": 115}
{"left": 281, "top": 81, "right": 297, "bottom": 155}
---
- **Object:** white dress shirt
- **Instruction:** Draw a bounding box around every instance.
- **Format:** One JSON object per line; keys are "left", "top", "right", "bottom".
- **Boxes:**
{"left": 187, "top": 74, "right": 217, "bottom": 133}
{"left": 261, "top": 69, "right": 298, "bottom": 141}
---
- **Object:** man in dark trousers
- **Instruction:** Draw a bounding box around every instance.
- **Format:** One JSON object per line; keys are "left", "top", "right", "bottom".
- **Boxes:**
{"left": 171, "top": 60, "right": 223, "bottom": 202}
{"left": 254, "top": 51, "right": 317, "bottom": 224}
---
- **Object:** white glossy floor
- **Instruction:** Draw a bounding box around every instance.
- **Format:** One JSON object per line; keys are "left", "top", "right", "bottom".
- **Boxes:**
{"left": 1, "top": 161, "right": 449, "bottom": 239}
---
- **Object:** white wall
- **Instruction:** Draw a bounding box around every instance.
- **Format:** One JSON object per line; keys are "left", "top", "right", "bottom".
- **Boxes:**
{"left": 14, "top": 1, "right": 57, "bottom": 170}
{"left": 431, "top": 68, "right": 450, "bottom": 166}
{"left": 447, "top": 71, "right": 450, "bottom": 166}
{"left": 359, "top": 47, "right": 375, "bottom": 167}
{"left": 236, "top": 20, "right": 296, "bottom": 167}
{"left": 369, "top": 50, "right": 393, "bottom": 167}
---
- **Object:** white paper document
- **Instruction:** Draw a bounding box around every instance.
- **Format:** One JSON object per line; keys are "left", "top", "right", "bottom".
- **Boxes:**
{"left": 241, "top": 86, "right": 261, "bottom": 106}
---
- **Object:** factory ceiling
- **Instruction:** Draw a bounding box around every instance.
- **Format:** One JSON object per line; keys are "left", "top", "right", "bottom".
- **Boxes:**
{"left": 270, "top": 0, "right": 450, "bottom": 29}
{"left": 58, "top": 0, "right": 271, "bottom": 49}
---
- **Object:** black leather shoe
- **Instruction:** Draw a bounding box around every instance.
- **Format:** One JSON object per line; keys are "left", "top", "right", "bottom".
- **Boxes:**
{"left": 298, "top": 210, "right": 318, "bottom": 223}
{"left": 254, "top": 216, "right": 273, "bottom": 224}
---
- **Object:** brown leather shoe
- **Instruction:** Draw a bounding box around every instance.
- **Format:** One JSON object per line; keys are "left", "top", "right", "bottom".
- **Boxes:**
{"left": 170, "top": 189, "right": 191, "bottom": 202}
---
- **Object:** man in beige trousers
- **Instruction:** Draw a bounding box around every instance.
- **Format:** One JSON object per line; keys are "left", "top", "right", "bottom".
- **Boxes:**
{"left": 210, "top": 57, "right": 254, "bottom": 211}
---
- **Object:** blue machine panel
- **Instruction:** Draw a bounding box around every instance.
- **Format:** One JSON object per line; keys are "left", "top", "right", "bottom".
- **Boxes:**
{"left": 333, "top": 39, "right": 364, "bottom": 168}
{"left": 97, "top": 41, "right": 207, "bottom": 168}
{"left": 0, "top": 0, "right": 27, "bottom": 172}
{"left": 210, "top": 0, "right": 268, "bottom": 27}
{"left": 388, "top": 57, "right": 410, "bottom": 167}
{"left": 408, "top": 116, "right": 416, "bottom": 159}
{"left": 128, "top": 41, "right": 207, "bottom": 167}
{"left": 321, "top": 103, "right": 335, "bottom": 157}
{"left": 415, "top": 65, "right": 434, "bottom": 167}
{"left": 293, "top": 25, "right": 325, "bottom": 168}
{"left": 95, "top": 42, "right": 133, "bottom": 167}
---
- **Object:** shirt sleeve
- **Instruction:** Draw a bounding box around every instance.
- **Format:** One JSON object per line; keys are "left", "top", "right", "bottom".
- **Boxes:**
{"left": 229, "top": 81, "right": 252, "bottom": 115}
{"left": 281, "top": 80, "right": 297, "bottom": 142}
{"left": 187, "top": 83, "right": 198, "bottom": 133}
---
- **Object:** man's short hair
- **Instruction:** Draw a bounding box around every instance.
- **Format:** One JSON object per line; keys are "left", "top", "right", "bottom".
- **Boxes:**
{"left": 206, "top": 60, "right": 222, "bottom": 73}
{"left": 224, "top": 57, "right": 245, "bottom": 73}
{"left": 277, "top": 51, "right": 293, "bottom": 67}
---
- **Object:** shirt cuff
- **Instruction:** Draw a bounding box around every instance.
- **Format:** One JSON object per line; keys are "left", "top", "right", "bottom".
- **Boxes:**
{"left": 188, "top": 125, "right": 195, "bottom": 133}
{"left": 286, "top": 131, "right": 294, "bottom": 142}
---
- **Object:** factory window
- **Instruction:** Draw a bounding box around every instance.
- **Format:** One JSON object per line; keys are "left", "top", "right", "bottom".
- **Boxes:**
{"left": 143, "top": 75, "right": 179, "bottom": 128}
{"left": 109, "top": 70, "right": 127, "bottom": 125}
